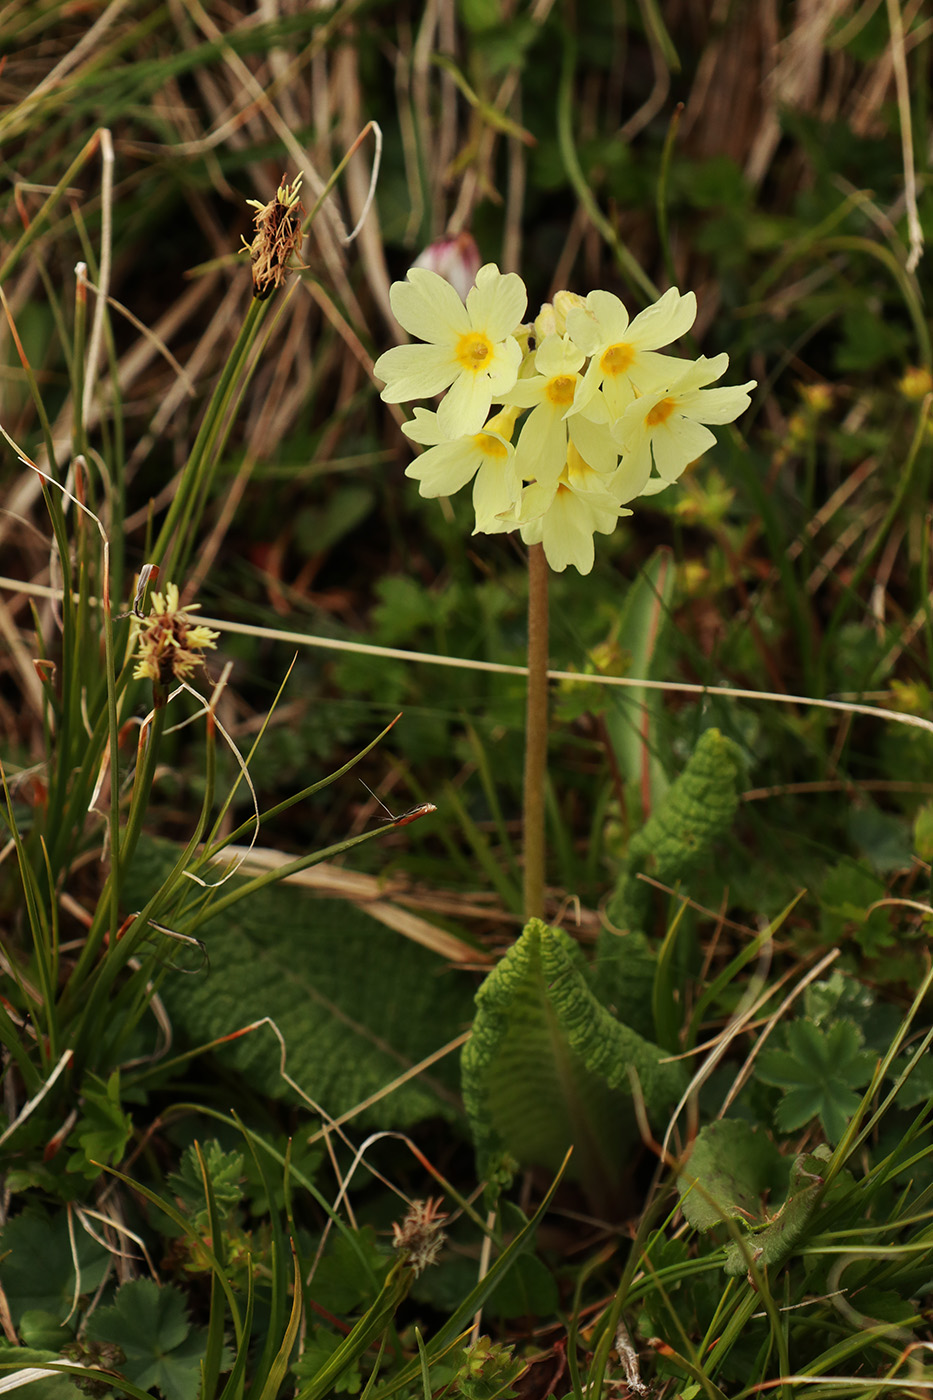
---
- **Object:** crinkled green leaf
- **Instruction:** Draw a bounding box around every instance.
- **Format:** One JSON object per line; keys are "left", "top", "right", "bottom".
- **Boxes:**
{"left": 722, "top": 1147, "right": 832, "bottom": 1277}
{"left": 126, "top": 839, "right": 473, "bottom": 1127}
{"left": 85, "top": 1280, "right": 209, "bottom": 1400}
{"left": 462, "top": 919, "right": 684, "bottom": 1210}
{"left": 679, "top": 1127, "right": 834, "bottom": 1279}
{"left": 601, "top": 730, "right": 744, "bottom": 1016}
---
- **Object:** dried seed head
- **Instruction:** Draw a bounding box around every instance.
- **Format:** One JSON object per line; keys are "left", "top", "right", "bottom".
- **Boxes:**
{"left": 391, "top": 1197, "right": 448, "bottom": 1275}
{"left": 243, "top": 173, "right": 305, "bottom": 300}
{"left": 130, "top": 582, "right": 219, "bottom": 688}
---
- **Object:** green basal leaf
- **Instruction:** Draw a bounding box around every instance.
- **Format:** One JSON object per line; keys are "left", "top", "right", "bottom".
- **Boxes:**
{"left": 461, "top": 919, "right": 684, "bottom": 1211}
{"left": 722, "top": 1146, "right": 832, "bottom": 1278}
{"left": 124, "top": 839, "right": 473, "bottom": 1127}
{"left": 66, "top": 1071, "right": 133, "bottom": 1181}
{"left": 168, "top": 1141, "right": 245, "bottom": 1230}
{"left": 756, "top": 1018, "right": 876, "bottom": 1144}
{"left": 600, "top": 728, "right": 745, "bottom": 1025}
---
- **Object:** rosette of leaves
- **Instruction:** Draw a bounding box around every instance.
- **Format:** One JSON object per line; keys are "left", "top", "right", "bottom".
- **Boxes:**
{"left": 461, "top": 920, "right": 684, "bottom": 1213}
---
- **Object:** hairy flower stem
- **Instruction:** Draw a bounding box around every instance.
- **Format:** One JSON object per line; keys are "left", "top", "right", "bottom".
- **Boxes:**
{"left": 523, "top": 542, "right": 549, "bottom": 920}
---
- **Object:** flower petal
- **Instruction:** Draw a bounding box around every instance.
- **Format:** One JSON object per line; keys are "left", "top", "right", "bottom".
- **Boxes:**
{"left": 400, "top": 407, "right": 446, "bottom": 446}
{"left": 513, "top": 403, "right": 569, "bottom": 487}
{"left": 466, "top": 265, "right": 528, "bottom": 340}
{"left": 437, "top": 372, "right": 493, "bottom": 436}
{"left": 610, "top": 450, "right": 653, "bottom": 502}
{"left": 405, "top": 438, "right": 481, "bottom": 496}
{"left": 627, "top": 288, "right": 697, "bottom": 350}
{"left": 651, "top": 417, "right": 716, "bottom": 481}
{"left": 679, "top": 381, "right": 756, "bottom": 424}
{"left": 473, "top": 455, "right": 521, "bottom": 531}
{"left": 375, "top": 343, "right": 458, "bottom": 401}
{"left": 541, "top": 491, "right": 597, "bottom": 574}
{"left": 390, "top": 268, "right": 470, "bottom": 342}
{"left": 568, "top": 416, "right": 618, "bottom": 474}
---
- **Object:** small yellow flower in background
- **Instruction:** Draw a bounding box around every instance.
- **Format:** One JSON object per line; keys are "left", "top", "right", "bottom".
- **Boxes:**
{"left": 798, "top": 381, "right": 833, "bottom": 414}
{"left": 243, "top": 173, "right": 304, "bottom": 300}
{"left": 131, "top": 583, "right": 219, "bottom": 686}
{"left": 898, "top": 366, "right": 933, "bottom": 402}
{"left": 374, "top": 263, "right": 527, "bottom": 436}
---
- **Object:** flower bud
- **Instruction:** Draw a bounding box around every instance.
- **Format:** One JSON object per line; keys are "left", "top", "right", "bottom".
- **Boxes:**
{"left": 411, "top": 232, "right": 481, "bottom": 301}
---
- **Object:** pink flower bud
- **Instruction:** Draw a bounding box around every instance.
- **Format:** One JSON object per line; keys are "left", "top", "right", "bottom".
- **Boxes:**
{"left": 410, "top": 232, "right": 482, "bottom": 302}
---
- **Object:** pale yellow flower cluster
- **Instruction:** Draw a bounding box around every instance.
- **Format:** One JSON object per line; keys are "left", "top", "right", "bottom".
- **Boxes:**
{"left": 374, "top": 265, "right": 756, "bottom": 574}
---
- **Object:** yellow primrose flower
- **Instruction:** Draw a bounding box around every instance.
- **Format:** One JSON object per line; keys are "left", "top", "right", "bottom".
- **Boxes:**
{"left": 504, "top": 334, "right": 616, "bottom": 490}
{"left": 403, "top": 406, "right": 522, "bottom": 533}
{"left": 566, "top": 286, "right": 697, "bottom": 419}
{"left": 614, "top": 354, "right": 756, "bottom": 491}
{"left": 516, "top": 443, "right": 629, "bottom": 575}
{"left": 374, "top": 263, "right": 527, "bottom": 436}
{"left": 130, "top": 583, "right": 219, "bottom": 686}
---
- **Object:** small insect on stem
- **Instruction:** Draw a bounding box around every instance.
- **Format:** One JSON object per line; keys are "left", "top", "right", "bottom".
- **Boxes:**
{"left": 359, "top": 779, "right": 437, "bottom": 828}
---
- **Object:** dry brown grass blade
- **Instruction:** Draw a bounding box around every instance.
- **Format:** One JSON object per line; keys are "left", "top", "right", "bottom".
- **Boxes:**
{"left": 206, "top": 845, "right": 480, "bottom": 964}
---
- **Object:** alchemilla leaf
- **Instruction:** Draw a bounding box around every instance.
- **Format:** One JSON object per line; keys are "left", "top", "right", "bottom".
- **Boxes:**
{"left": 757, "top": 1018, "right": 875, "bottom": 1144}
{"left": 85, "top": 1279, "right": 209, "bottom": 1400}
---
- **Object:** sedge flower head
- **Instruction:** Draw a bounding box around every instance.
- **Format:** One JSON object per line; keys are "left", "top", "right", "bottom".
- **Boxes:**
{"left": 374, "top": 263, "right": 527, "bottom": 436}
{"left": 130, "top": 583, "right": 219, "bottom": 685}
{"left": 392, "top": 1198, "right": 448, "bottom": 1276}
{"left": 243, "top": 173, "right": 304, "bottom": 300}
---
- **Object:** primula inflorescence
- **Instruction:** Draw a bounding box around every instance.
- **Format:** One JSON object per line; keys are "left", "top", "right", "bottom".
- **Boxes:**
{"left": 375, "top": 265, "right": 755, "bottom": 574}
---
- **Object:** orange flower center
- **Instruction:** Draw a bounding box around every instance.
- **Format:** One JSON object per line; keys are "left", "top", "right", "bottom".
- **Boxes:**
{"left": 546, "top": 374, "right": 577, "bottom": 407}
{"left": 601, "top": 343, "right": 635, "bottom": 377}
{"left": 457, "top": 331, "right": 493, "bottom": 371}
{"left": 646, "top": 397, "right": 676, "bottom": 428}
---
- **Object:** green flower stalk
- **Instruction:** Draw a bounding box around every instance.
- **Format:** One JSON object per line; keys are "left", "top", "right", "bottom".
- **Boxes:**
{"left": 376, "top": 262, "right": 756, "bottom": 916}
